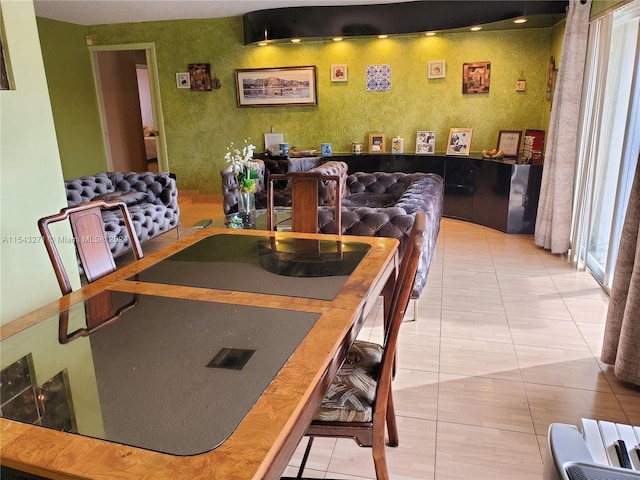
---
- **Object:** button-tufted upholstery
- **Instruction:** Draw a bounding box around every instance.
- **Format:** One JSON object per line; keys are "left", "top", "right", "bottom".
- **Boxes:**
{"left": 65, "top": 172, "right": 180, "bottom": 258}
{"left": 319, "top": 172, "right": 444, "bottom": 299}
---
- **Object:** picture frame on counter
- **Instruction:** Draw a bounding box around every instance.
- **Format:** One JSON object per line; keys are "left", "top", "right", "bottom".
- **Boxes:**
{"left": 235, "top": 66, "right": 317, "bottom": 107}
{"left": 446, "top": 128, "right": 473, "bottom": 156}
{"left": 497, "top": 130, "right": 522, "bottom": 158}
{"left": 369, "top": 133, "right": 386, "bottom": 153}
{"left": 416, "top": 131, "right": 436, "bottom": 154}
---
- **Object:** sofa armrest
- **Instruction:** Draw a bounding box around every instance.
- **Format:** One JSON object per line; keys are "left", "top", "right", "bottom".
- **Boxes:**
{"left": 65, "top": 172, "right": 114, "bottom": 206}
{"left": 309, "top": 161, "right": 348, "bottom": 205}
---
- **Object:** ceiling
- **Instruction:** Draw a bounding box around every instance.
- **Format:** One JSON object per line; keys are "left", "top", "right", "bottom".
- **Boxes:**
{"left": 32, "top": 0, "right": 414, "bottom": 26}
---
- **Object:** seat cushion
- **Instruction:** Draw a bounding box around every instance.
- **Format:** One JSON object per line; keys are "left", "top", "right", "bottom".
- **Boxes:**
{"left": 313, "top": 340, "right": 382, "bottom": 423}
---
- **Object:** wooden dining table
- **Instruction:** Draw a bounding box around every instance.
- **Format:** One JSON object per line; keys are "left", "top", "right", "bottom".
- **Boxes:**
{"left": 0, "top": 227, "right": 398, "bottom": 480}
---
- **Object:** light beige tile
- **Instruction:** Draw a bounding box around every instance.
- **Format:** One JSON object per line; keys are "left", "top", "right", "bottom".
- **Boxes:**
{"left": 435, "top": 422, "right": 543, "bottom": 480}
{"left": 397, "top": 335, "right": 440, "bottom": 372}
{"left": 441, "top": 310, "right": 512, "bottom": 343}
{"left": 439, "top": 338, "right": 521, "bottom": 381}
{"left": 576, "top": 321, "right": 606, "bottom": 356}
{"left": 326, "top": 417, "right": 436, "bottom": 480}
{"left": 392, "top": 368, "right": 439, "bottom": 421}
{"left": 508, "top": 316, "right": 591, "bottom": 351}
{"left": 501, "top": 292, "right": 573, "bottom": 321}
{"left": 443, "top": 270, "right": 499, "bottom": 291}
{"left": 497, "top": 273, "right": 559, "bottom": 295}
{"left": 286, "top": 437, "right": 336, "bottom": 475}
{"left": 600, "top": 365, "right": 640, "bottom": 397}
{"left": 524, "top": 383, "right": 629, "bottom": 435}
{"left": 562, "top": 296, "right": 609, "bottom": 324}
{"left": 516, "top": 344, "right": 612, "bottom": 392}
{"left": 442, "top": 287, "right": 506, "bottom": 315}
{"left": 438, "top": 374, "right": 533, "bottom": 433}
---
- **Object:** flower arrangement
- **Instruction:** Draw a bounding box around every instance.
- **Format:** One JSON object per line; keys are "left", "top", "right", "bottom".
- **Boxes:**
{"left": 225, "top": 140, "right": 259, "bottom": 193}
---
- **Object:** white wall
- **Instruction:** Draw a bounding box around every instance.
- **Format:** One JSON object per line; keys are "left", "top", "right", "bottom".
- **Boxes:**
{"left": 0, "top": 0, "right": 80, "bottom": 324}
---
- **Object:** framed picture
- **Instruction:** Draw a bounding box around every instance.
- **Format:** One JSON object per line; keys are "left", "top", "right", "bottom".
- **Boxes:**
{"left": 497, "top": 130, "right": 522, "bottom": 158}
{"left": 428, "top": 61, "right": 445, "bottom": 79}
{"left": 462, "top": 61, "right": 491, "bottom": 94}
{"left": 446, "top": 128, "right": 473, "bottom": 156}
{"left": 176, "top": 72, "right": 190, "bottom": 89}
{"left": 369, "top": 133, "right": 386, "bottom": 153}
{"left": 189, "top": 63, "right": 212, "bottom": 91}
{"left": 416, "top": 131, "right": 436, "bottom": 154}
{"left": 264, "top": 132, "right": 285, "bottom": 151}
{"left": 331, "top": 64, "right": 348, "bottom": 82}
{"left": 235, "top": 66, "right": 317, "bottom": 107}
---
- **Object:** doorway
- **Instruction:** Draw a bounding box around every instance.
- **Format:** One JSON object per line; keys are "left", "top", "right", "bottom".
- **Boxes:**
{"left": 90, "top": 43, "right": 168, "bottom": 173}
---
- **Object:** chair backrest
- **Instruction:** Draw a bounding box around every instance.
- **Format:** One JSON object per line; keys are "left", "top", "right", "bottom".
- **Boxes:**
{"left": 38, "top": 200, "right": 144, "bottom": 295}
{"left": 267, "top": 171, "right": 343, "bottom": 234}
{"left": 375, "top": 212, "right": 426, "bottom": 413}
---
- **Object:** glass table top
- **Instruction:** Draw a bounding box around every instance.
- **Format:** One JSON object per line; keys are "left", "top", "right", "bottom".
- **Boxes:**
{"left": 0, "top": 291, "right": 321, "bottom": 456}
{"left": 131, "top": 233, "right": 371, "bottom": 301}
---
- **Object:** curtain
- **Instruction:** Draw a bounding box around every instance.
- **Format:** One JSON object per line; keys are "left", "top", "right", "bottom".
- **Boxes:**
{"left": 601, "top": 155, "right": 640, "bottom": 386}
{"left": 535, "top": 0, "right": 592, "bottom": 254}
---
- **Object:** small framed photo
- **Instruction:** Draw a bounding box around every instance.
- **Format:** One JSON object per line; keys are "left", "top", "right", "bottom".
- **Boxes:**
{"left": 369, "top": 133, "right": 386, "bottom": 153}
{"left": 446, "top": 128, "right": 473, "bottom": 156}
{"left": 331, "top": 64, "right": 348, "bottom": 82}
{"left": 497, "top": 130, "right": 522, "bottom": 158}
{"left": 176, "top": 72, "right": 190, "bottom": 89}
{"left": 416, "top": 131, "right": 436, "bottom": 154}
{"left": 463, "top": 61, "right": 491, "bottom": 94}
{"left": 189, "top": 63, "right": 212, "bottom": 91}
{"left": 264, "top": 132, "right": 285, "bottom": 151}
{"left": 428, "top": 61, "right": 445, "bottom": 79}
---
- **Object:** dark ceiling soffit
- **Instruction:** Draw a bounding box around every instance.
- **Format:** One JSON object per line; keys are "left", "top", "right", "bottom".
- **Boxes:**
{"left": 243, "top": 0, "right": 568, "bottom": 44}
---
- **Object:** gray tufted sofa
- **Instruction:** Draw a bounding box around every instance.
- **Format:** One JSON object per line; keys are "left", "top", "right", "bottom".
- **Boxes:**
{"left": 65, "top": 172, "right": 180, "bottom": 258}
{"left": 319, "top": 172, "right": 444, "bottom": 299}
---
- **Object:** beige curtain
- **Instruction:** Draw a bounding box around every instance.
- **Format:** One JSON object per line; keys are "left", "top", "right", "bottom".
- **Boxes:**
{"left": 535, "top": 0, "right": 592, "bottom": 254}
{"left": 601, "top": 155, "right": 640, "bottom": 386}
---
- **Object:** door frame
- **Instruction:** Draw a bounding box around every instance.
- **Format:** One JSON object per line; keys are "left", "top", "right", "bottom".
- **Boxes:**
{"left": 89, "top": 43, "right": 169, "bottom": 172}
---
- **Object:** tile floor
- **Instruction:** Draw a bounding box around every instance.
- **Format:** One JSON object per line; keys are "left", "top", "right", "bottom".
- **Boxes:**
{"left": 145, "top": 197, "right": 640, "bottom": 480}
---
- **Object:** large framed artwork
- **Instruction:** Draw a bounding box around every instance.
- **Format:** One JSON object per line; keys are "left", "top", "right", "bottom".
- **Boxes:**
{"left": 462, "top": 61, "right": 490, "bottom": 94}
{"left": 235, "top": 66, "right": 317, "bottom": 107}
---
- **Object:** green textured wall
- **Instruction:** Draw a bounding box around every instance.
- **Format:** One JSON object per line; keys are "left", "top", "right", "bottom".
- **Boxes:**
{"left": 37, "top": 17, "right": 107, "bottom": 178}
{"left": 1, "top": 0, "right": 80, "bottom": 324}
{"left": 87, "top": 18, "right": 554, "bottom": 195}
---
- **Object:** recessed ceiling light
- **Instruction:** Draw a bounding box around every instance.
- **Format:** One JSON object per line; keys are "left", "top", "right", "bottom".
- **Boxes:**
{"left": 425, "top": 31, "right": 437, "bottom": 36}
{"left": 470, "top": 26, "right": 482, "bottom": 31}
{"left": 378, "top": 34, "right": 388, "bottom": 39}
{"left": 333, "top": 37, "right": 343, "bottom": 41}
{"left": 258, "top": 41, "right": 268, "bottom": 46}
{"left": 514, "top": 18, "right": 527, "bottom": 24}
{"left": 291, "top": 38, "right": 301, "bottom": 43}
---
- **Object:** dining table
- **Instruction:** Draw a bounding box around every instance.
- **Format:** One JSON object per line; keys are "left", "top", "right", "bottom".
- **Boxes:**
{"left": 0, "top": 226, "right": 398, "bottom": 480}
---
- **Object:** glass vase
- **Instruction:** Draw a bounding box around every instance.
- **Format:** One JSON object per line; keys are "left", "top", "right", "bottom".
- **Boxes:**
{"left": 238, "top": 190, "right": 256, "bottom": 228}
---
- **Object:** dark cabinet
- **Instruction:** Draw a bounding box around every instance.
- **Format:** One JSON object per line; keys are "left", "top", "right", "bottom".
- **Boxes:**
{"left": 328, "top": 153, "right": 542, "bottom": 234}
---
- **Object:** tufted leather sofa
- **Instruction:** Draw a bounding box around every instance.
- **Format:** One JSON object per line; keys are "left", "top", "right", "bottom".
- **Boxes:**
{"left": 65, "top": 172, "right": 180, "bottom": 258}
{"left": 318, "top": 172, "right": 444, "bottom": 299}
{"left": 221, "top": 157, "right": 348, "bottom": 214}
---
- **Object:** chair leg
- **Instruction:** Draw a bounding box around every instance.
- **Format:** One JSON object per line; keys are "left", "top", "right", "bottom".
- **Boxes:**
{"left": 372, "top": 423, "right": 391, "bottom": 480}
{"left": 295, "top": 436, "right": 314, "bottom": 479}
{"left": 386, "top": 390, "right": 399, "bottom": 448}
{"left": 403, "top": 296, "right": 418, "bottom": 322}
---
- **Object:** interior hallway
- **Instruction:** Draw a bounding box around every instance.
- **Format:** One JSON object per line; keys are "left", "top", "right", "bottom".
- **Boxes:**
{"left": 139, "top": 195, "right": 640, "bottom": 480}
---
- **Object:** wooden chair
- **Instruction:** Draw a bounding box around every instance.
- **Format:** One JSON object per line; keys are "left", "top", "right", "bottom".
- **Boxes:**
{"left": 287, "top": 212, "right": 427, "bottom": 480}
{"left": 267, "top": 171, "right": 343, "bottom": 234}
{"left": 38, "top": 199, "right": 144, "bottom": 295}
